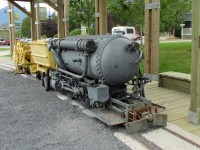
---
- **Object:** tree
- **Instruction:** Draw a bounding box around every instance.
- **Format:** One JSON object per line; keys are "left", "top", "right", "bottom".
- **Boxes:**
{"left": 69, "top": 0, "right": 82, "bottom": 30}
{"left": 107, "top": 0, "right": 192, "bottom": 34}
{"left": 41, "top": 18, "right": 57, "bottom": 38}
{"left": 15, "top": 30, "right": 21, "bottom": 38}
{"left": 69, "top": 0, "right": 95, "bottom": 34}
{"left": 51, "top": 12, "right": 57, "bottom": 22}
{"left": 107, "top": 0, "right": 144, "bottom": 32}
{"left": 160, "top": 0, "right": 192, "bottom": 33}
{"left": 80, "top": 0, "right": 95, "bottom": 34}
{"left": 20, "top": 17, "right": 31, "bottom": 38}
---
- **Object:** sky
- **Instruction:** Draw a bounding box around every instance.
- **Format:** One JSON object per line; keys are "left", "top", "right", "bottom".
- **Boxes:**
{"left": 0, "top": 0, "right": 9, "bottom": 10}
{"left": 0, "top": 0, "right": 31, "bottom": 10}
{"left": 0, "top": 0, "right": 55, "bottom": 13}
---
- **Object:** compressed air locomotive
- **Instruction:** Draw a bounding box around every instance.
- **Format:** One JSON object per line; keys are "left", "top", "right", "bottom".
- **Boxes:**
{"left": 47, "top": 35, "right": 167, "bottom": 133}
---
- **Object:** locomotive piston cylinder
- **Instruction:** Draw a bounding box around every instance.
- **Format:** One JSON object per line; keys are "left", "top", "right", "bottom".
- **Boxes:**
{"left": 49, "top": 39, "right": 96, "bottom": 52}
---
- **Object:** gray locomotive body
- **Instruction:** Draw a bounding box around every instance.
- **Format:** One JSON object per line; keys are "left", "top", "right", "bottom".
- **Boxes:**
{"left": 50, "top": 35, "right": 141, "bottom": 84}
{"left": 48, "top": 35, "right": 142, "bottom": 105}
{"left": 47, "top": 35, "right": 167, "bottom": 132}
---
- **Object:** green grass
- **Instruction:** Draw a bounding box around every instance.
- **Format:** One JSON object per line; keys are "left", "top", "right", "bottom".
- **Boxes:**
{"left": 140, "top": 42, "right": 192, "bottom": 74}
{"left": 160, "top": 42, "right": 191, "bottom": 74}
{"left": 0, "top": 54, "right": 11, "bottom": 57}
{"left": 0, "top": 42, "right": 192, "bottom": 74}
{"left": 0, "top": 48, "right": 10, "bottom": 51}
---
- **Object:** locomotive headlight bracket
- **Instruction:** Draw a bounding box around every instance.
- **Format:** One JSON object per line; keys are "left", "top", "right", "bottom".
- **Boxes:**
{"left": 131, "top": 42, "right": 140, "bottom": 51}
{"left": 126, "top": 42, "right": 140, "bottom": 52}
{"left": 126, "top": 44, "right": 134, "bottom": 52}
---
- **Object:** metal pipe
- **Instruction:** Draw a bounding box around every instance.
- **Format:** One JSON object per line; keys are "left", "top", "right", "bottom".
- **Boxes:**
{"left": 61, "top": 86, "right": 79, "bottom": 94}
{"left": 58, "top": 52, "right": 88, "bottom": 79}
{"left": 138, "top": 96, "right": 151, "bottom": 104}
{"left": 111, "top": 98, "right": 129, "bottom": 108}
{"left": 132, "top": 95, "right": 151, "bottom": 106}
{"left": 54, "top": 39, "right": 96, "bottom": 52}
{"left": 50, "top": 49, "right": 67, "bottom": 70}
{"left": 110, "top": 105, "right": 124, "bottom": 114}
{"left": 135, "top": 50, "right": 143, "bottom": 64}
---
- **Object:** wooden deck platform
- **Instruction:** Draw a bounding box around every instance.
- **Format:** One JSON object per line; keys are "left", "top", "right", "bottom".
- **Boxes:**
{"left": 145, "top": 81, "right": 200, "bottom": 137}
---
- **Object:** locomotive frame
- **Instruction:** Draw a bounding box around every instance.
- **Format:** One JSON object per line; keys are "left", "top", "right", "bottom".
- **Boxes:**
{"left": 42, "top": 35, "right": 167, "bottom": 133}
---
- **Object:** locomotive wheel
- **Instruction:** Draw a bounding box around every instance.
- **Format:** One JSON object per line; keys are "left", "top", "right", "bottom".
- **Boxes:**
{"left": 103, "top": 101, "right": 110, "bottom": 109}
{"left": 25, "top": 67, "right": 30, "bottom": 74}
{"left": 84, "top": 98, "right": 90, "bottom": 109}
{"left": 41, "top": 72, "right": 45, "bottom": 87}
{"left": 36, "top": 71, "right": 41, "bottom": 80}
{"left": 67, "top": 91, "right": 74, "bottom": 100}
{"left": 44, "top": 69, "right": 50, "bottom": 91}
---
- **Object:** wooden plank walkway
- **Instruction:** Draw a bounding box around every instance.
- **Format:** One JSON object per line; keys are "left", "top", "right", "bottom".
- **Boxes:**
{"left": 145, "top": 81, "right": 200, "bottom": 137}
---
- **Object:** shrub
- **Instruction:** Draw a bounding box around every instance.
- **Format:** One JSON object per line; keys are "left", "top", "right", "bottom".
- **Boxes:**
{"left": 69, "top": 29, "right": 81, "bottom": 36}
{"left": 87, "top": 27, "right": 95, "bottom": 35}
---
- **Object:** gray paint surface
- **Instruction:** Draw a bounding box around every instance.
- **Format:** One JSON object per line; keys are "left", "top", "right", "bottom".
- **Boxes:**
{"left": 52, "top": 35, "right": 140, "bottom": 85}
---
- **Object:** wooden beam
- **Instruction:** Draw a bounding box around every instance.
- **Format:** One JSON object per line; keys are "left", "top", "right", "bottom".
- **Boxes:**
{"left": 42, "top": 0, "right": 58, "bottom": 11}
{"left": 35, "top": 2, "right": 41, "bottom": 40}
{"left": 7, "top": 0, "right": 31, "bottom": 17}
{"left": 8, "top": 2, "right": 15, "bottom": 58}
{"left": 95, "top": 0, "right": 107, "bottom": 35}
{"left": 99, "top": 0, "right": 107, "bottom": 35}
{"left": 151, "top": 0, "right": 160, "bottom": 73}
{"left": 189, "top": 0, "right": 200, "bottom": 124}
{"left": 95, "top": 0, "right": 100, "bottom": 35}
{"left": 14, "top": 0, "right": 57, "bottom": 3}
{"left": 144, "top": 0, "right": 160, "bottom": 80}
{"left": 144, "top": 0, "right": 151, "bottom": 73}
{"left": 57, "top": 0, "right": 64, "bottom": 38}
{"left": 30, "top": 0, "right": 36, "bottom": 40}
{"left": 63, "top": 0, "right": 69, "bottom": 37}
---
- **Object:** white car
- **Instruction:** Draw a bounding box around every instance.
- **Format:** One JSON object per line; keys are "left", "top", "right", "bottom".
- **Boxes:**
{"left": 112, "top": 26, "right": 138, "bottom": 41}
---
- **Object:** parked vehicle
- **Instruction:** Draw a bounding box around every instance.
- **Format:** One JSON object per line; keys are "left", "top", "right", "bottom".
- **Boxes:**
{"left": 0, "top": 39, "right": 4, "bottom": 45}
{"left": 112, "top": 26, "right": 138, "bottom": 41}
{"left": 2, "top": 39, "right": 10, "bottom": 45}
{"left": 20, "top": 38, "right": 32, "bottom": 43}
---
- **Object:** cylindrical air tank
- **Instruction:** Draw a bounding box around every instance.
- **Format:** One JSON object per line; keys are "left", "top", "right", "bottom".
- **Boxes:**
{"left": 48, "top": 35, "right": 142, "bottom": 85}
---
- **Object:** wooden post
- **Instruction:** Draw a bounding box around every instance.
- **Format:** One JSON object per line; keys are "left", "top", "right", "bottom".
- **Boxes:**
{"left": 57, "top": 0, "right": 65, "bottom": 38}
{"left": 30, "top": 0, "right": 36, "bottom": 41}
{"left": 95, "top": 0, "right": 107, "bottom": 35}
{"left": 144, "top": 0, "right": 160, "bottom": 80}
{"left": 64, "top": 0, "right": 69, "bottom": 37}
{"left": 95, "top": 0, "right": 99, "bottom": 35}
{"left": 189, "top": 0, "right": 200, "bottom": 124}
{"left": 35, "top": 2, "right": 41, "bottom": 40}
{"left": 8, "top": 2, "right": 15, "bottom": 58}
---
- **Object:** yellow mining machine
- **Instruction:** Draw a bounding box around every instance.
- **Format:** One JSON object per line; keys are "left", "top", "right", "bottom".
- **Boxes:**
{"left": 29, "top": 40, "right": 56, "bottom": 90}
{"left": 14, "top": 41, "right": 36, "bottom": 74}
